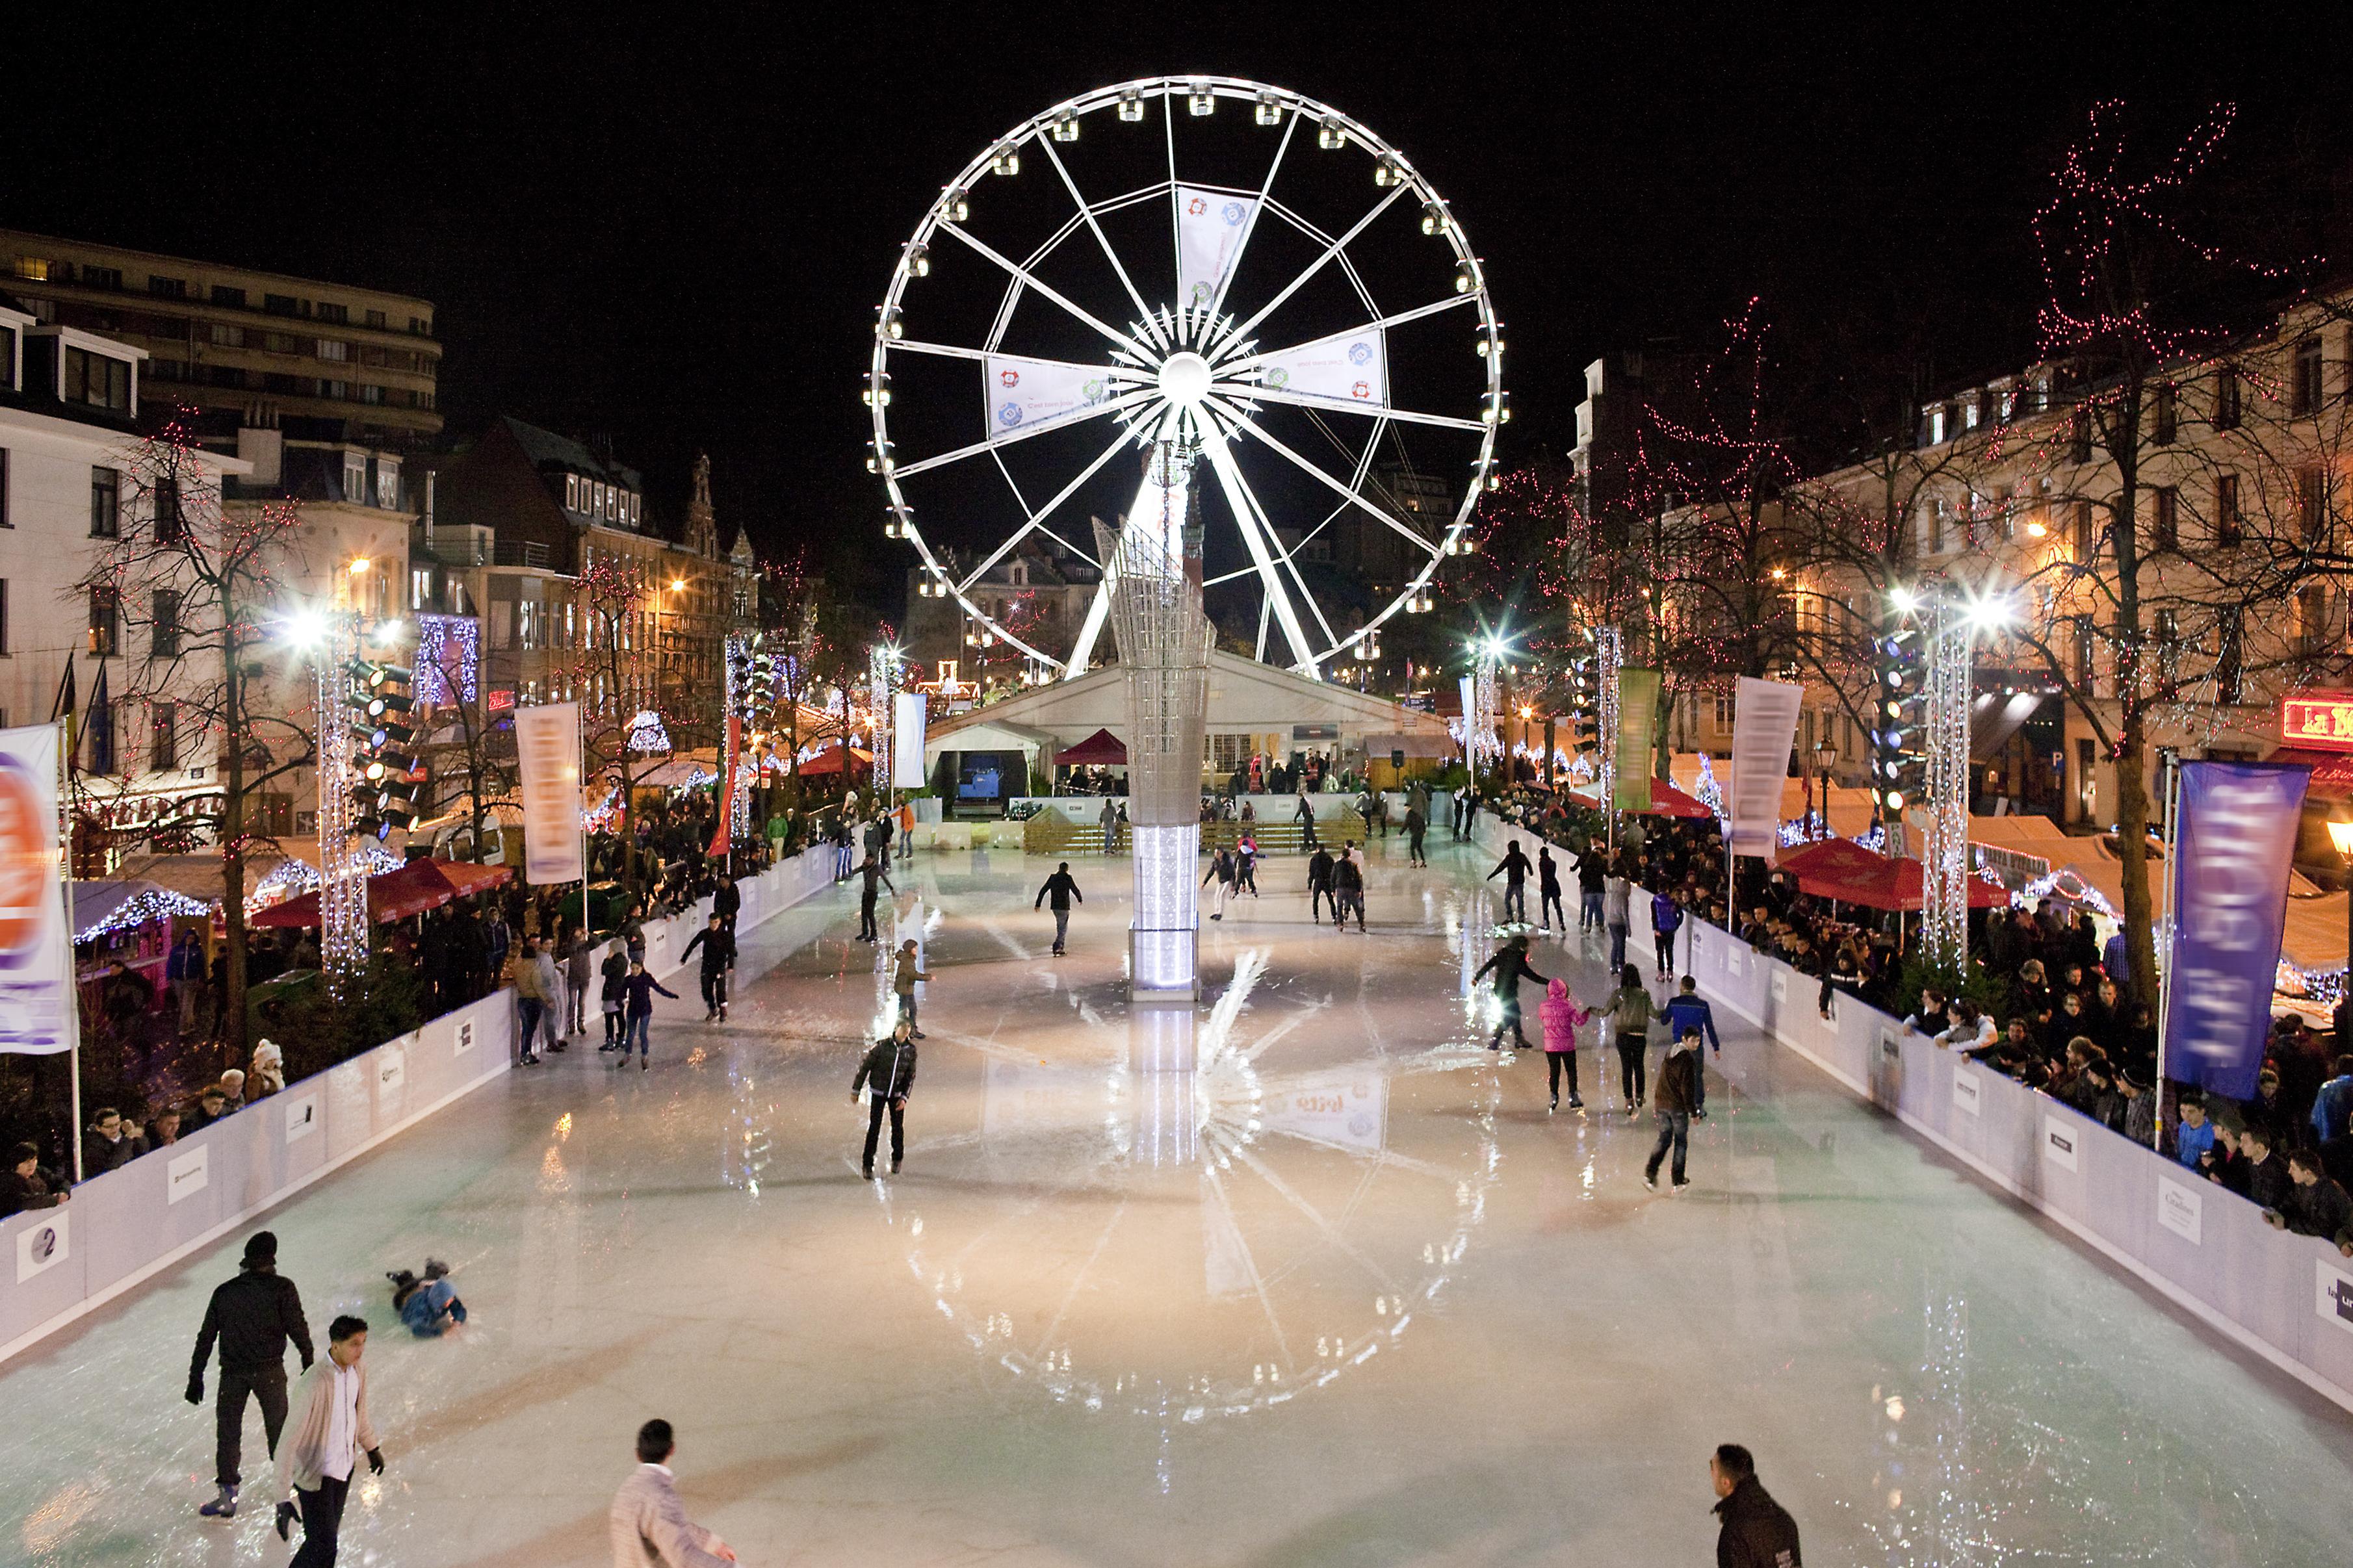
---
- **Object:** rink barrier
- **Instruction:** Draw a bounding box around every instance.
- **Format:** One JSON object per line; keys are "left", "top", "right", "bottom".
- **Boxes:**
{"left": 1466, "top": 814, "right": 2353, "bottom": 1415}
{"left": 0, "top": 843, "right": 848, "bottom": 1366}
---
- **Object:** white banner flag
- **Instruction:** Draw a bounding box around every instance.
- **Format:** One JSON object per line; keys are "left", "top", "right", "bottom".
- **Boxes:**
{"left": 983, "top": 355, "right": 1121, "bottom": 441}
{"left": 1256, "top": 327, "right": 1387, "bottom": 408}
{"left": 1726, "top": 676, "right": 1804, "bottom": 857}
{"left": 893, "top": 691, "right": 928, "bottom": 790}
{"left": 0, "top": 724, "right": 73, "bottom": 1055}
{"left": 1177, "top": 185, "right": 1255, "bottom": 311}
{"left": 514, "top": 702, "right": 585, "bottom": 885}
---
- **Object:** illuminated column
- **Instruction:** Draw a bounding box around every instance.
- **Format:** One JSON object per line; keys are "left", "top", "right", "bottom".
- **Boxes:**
{"left": 1097, "top": 437, "right": 1212, "bottom": 1004}
{"left": 315, "top": 618, "right": 368, "bottom": 989}
{"left": 1474, "top": 651, "right": 1500, "bottom": 775}
{"left": 868, "top": 644, "right": 897, "bottom": 802}
{"left": 1921, "top": 601, "right": 1971, "bottom": 971}
{"left": 1595, "top": 624, "right": 1624, "bottom": 815}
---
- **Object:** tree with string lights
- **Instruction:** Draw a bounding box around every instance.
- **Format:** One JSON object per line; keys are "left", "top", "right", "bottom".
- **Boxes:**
{"left": 575, "top": 556, "right": 670, "bottom": 891}
{"left": 73, "top": 413, "right": 317, "bottom": 1053}
{"left": 411, "top": 617, "right": 515, "bottom": 864}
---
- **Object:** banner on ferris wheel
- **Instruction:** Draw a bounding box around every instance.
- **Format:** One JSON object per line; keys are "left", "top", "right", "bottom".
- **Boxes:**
{"left": 982, "top": 354, "right": 1119, "bottom": 441}
{"left": 1254, "top": 327, "right": 1388, "bottom": 408}
{"left": 1176, "top": 185, "right": 1256, "bottom": 311}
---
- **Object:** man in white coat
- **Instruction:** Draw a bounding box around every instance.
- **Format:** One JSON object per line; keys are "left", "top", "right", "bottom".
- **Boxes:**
{"left": 612, "top": 1419, "right": 736, "bottom": 1567}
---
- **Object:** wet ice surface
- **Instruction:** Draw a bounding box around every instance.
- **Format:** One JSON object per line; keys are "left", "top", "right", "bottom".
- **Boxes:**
{"left": 4, "top": 838, "right": 2350, "bottom": 1565}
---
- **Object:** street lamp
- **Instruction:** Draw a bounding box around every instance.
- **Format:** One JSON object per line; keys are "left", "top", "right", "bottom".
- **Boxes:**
{"left": 2329, "top": 808, "right": 2353, "bottom": 987}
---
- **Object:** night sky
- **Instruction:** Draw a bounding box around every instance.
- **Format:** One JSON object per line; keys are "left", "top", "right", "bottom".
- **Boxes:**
{"left": 12, "top": 8, "right": 2349, "bottom": 611}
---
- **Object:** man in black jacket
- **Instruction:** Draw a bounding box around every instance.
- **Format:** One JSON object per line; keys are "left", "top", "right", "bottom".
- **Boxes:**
{"left": 1487, "top": 839, "right": 1533, "bottom": 924}
{"left": 1306, "top": 847, "right": 1337, "bottom": 923}
{"left": 1537, "top": 847, "right": 1565, "bottom": 934}
{"left": 852, "top": 1020, "right": 918, "bottom": 1179}
{"left": 678, "top": 913, "right": 736, "bottom": 1022}
{"left": 1035, "top": 862, "right": 1082, "bottom": 956}
{"left": 186, "top": 1230, "right": 314, "bottom": 1519}
{"left": 1710, "top": 1443, "right": 1802, "bottom": 1567}
{"left": 1470, "top": 934, "right": 1548, "bottom": 1051}
{"left": 712, "top": 874, "right": 741, "bottom": 933}
{"left": 855, "top": 852, "right": 895, "bottom": 944}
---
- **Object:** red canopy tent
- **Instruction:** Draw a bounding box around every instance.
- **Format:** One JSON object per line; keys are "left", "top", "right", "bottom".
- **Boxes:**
{"left": 1054, "top": 728, "right": 1128, "bottom": 767}
{"left": 249, "top": 858, "right": 508, "bottom": 928}
{"left": 1777, "top": 838, "right": 2007, "bottom": 912}
{"left": 796, "top": 744, "right": 874, "bottom": 778}
{"left": 1567, "top": 777, "right": 1715, "bottom": 819}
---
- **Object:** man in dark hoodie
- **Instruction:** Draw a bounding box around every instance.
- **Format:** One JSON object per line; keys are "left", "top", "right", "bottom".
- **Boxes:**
{"left": 678, "top": 913, "right": 736, "bottom": 1022}
{"left": 1470, "top": 934, "right": 1548, "bottom": 1052}
{"left": 1306, "top": 845, "right": 1337, "bottom": 924}
{"left": 186, "top": 1230, "right": 315, "bottom": 1520}
{"left": 852, "top": 1018, "right": 919, "bottom": 1180}
{"left": 1710, "top": 1443, "right": 1802, "bottom": 1567}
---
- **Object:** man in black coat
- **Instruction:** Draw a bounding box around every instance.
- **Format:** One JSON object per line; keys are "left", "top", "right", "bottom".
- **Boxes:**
{"left": 852, "top": 1020, "right": 918, "bottom": 1179}
{"left": 1034, "top": 862, "right": 1083, "bottom": 956}
{"left": 855, "top": 852, "right": 895, "bottom": 944}
{"left": 1487, "top": 838, "right": 1533, "bottom": 924}
{"left": 678, "top": 913, "right": 736, "bottom": 1022}
{"left": 1306, "top": 847, "right": 1337, "bottom": 923}
{"left": 186, "top": 1230, "right": 314, "bottom": 1519}
{"left": 1470, "top": 934, "right": 1548, "bottom": 1051}
{"left": 1710, "top": 1443, "right": 1802, "bottom": 1567}
{"left": 712, "top": 874, "right": 741, "bottom": 933}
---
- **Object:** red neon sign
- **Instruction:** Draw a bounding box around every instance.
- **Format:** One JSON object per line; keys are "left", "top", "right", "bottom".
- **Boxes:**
{"left": 2278, "top": 691, "right": 2353, "bottom": 752}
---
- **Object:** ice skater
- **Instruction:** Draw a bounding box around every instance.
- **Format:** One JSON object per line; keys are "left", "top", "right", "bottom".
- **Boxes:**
{"left": 387, "top": 1260, "right": 468, "bottom": 1337}
{"left": 1537, "top": 845, "right": 1565, "bottom": 934}
{"left": 1405, "top": 803, "right": 1427, "bottom": 867}
{"left": 1650, "top": 888, "right": 1683, "bottom": 981}
{"left": 891, "top": 938, "right": 930, "bottom": 1036}
{"left": 1660, "top": 975, "right": 1724, "bottom": 1118}
{"left": 187, "top": 1229, "right": 313, "bottom": 1520}
{"left": 1035, "top": 862, "right": 1082, "bottom": 955}
{"left": 679, "top": 912, "right": 736, "bottom": 1022}
{"left": 1607, "top": 965, "right": 1655, "bottom": 1112}
{"left": 1487, "top": 838, "right": 1532, "bottom": 924}
{"left": 612, "top": 1419, "right": 738, "bottom": 1565}
{"left": 1332, "top": 845, "right": 1367, "bottom": 931}
{"left": 1201, "top": 847, "right": 1236, "bottom": 921}
{"left": 1306, "top": 843, "right": 1336, "bottom": 922}
{"left": 1540, "top": 977, "right": 1591, "bottom": 1111}
{"left": 1644, "top": 1024, "right": 1702, "bottom": 1192}
{"left": 853, "top": 1018, "right": 918, "bottom": 1179}
{"left": 1470, "top": 932, "right": 1548, "bottom": 1052}
{"left": 272, "top": 1314, "right": 384, "bottom": 1565}
{"left": 855, "top": 850, "right": 894, "bottom": 943}
{"left": 615, "top": 961, "right": 680, "bottom": 1070}
{"left": 598, "top": 938, "right": 629, "bottom": 1050}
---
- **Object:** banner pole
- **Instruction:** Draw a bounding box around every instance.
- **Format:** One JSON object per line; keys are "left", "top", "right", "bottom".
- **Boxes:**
{"left": 57, "top": 717, "right": 83, "bottom": 1185}
{"left": 2152, "top": 755, "right": 2183, "bottom": 1150}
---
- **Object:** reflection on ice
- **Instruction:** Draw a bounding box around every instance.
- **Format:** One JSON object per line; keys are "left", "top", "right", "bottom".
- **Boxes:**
{"left": 897, "top": 962, "right": 1500, "bottom": 1427}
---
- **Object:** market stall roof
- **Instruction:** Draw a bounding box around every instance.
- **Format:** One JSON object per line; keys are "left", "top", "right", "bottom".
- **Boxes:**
{"left": 1568, "top": 777, "right": 1715, "bottom": 819}
{"left": 797, "top": 743, "right": 875, "bottom": 777}
{"left": 70, "top": 880, "right": 212, "bottom": 942}
{"left": 433, "top": 860, "right": 514, "bottom": 899}
{"left": 1054, "top": 728, "right": 1128, "bottom": 767}
{"left": 1776, "top": 838, "right": 2005, "bottom": 911}
{"left": 248, "top": 858, "right": 473, "bottom": 928}
{"left": 632, "top": 753, "right": 723, "bottom": 790}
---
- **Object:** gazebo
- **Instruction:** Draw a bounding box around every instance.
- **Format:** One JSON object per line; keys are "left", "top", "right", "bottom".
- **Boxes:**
{"left": 1053, "top": 728, "right": 1128, "bottom": 767}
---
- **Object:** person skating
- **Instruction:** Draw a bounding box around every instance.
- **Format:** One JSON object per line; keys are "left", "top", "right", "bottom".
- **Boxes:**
{"left": 891, "top": 938, "right": 930, "bottom": 1036}
{"left": 1306, "top": 845, "right": 1336, "bottom": 923}
{"left": 612, "top": 1419, "right": 738, "bottom": 1565}
{"left": 270, "top": 1314, "right": 383, "bottom": 1565}
{"left": 1295, "top": 792, "right": 1320, "bottom": 852}
{"left": 387, "top": 1260, "right": 469, "bottom": 1337}
{"left": 1405, "top": 803, "right": 1428, "bottom": 867}
{"left": 1487, "top": 838, "right": 1533, "bottom": 925}
{"left": 1035, "top": 862, "right": 1083, "bottom": 955}
{"left": 564, "top": 930, "right": 595, "bottom": 1036}
{"left": 1539, "top": 978, "right": 1592, "bottom": 1111}
{"left": 1608, "top": 965, "right": 1655, "bottom": 1112}
{"left": 1644, "top": 1024, "right": 1701, "bottom": 1191}
{"left": 1235, "top": 833, "right": 1260, "bottom": 895}
{"left": 616, "top": 962, "right": 680, "bottom": 1070}
{"left": 1576, "top": 844, "right": 1607, "bottom": 933}
{"left": 1201, "top": 847, "right": 1236, "bottom": 922}
{"left": 852, "top": 1018, "right": 918, "bottom": 1179}
{"left": 1650, "top": 888, "right": 1684, "bottom": 981}
{"left": 598, "top": 939, "right": 629, "bottom": 1051}
{"left": 1098, "top": 797, "right": 1118, "bottom": 855}
{"left": 1661, "top": 975, "right": 1724, "bottom": 1119}
{"left": 1332, "top": 845, "right": 1367, "bottom": 931}
{"left": 678, "top": 913, "right": 736, "bottom": 1022}
{"left": 187, "top": 1229, "right": 314, "bottom": 1519}
{"left": 712, "top": 873, "right": 740, "bottom": 934}
{"left": 1603, "top": 866, "right": 1632, "bottom": 972}
{"left": 1537, "top": 846, "right": 1565, "bottom": 934}
{"left": 855, "top": 852, "right": 895, "bottom": 944}
{"left": 1710, "top": 1443, "right": 1803, "bottom": 1567}
{"left": 529, "top": 936, "right": 566, "bottom": 1054}
{"left": 1470, "top": 933, "right": 1548, "bottom": 1051}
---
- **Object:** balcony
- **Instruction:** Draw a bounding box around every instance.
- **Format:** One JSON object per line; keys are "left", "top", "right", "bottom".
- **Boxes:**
{"left": 494, "top": 541, "right": 554, "bottom": 569}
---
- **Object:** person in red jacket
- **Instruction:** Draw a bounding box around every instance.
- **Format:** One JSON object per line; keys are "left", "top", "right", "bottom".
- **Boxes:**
{"left": 1539, "top": 979, "right": 1591, "bottom": 1111}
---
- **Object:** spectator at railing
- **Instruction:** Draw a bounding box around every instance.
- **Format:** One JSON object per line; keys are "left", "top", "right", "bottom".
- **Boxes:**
{"left": 3, "top": 1142, "right": 67, "bottom": 1217}
{"left": 83, "top": 1108, "right": 149, "bottom": 1177}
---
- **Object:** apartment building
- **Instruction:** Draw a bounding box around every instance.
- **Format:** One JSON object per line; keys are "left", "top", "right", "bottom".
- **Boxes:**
{"left": 2, "top": 230, "right": 441, "bottom": 449}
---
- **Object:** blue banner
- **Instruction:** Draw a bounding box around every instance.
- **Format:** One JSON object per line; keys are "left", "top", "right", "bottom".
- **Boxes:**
{"left": 2163, "top": 761, "right": 2308, "bottom": 1099}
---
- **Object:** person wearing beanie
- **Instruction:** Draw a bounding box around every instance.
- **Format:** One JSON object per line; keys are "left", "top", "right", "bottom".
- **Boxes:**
{"left": 187, "top": 1231, "right": 315, "bottom": 1519}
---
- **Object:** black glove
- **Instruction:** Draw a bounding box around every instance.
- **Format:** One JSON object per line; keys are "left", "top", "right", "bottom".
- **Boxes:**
{"left": 366, "top": 1447, "right": 384, "bottom": 1475}
{"left": 185, "top": 1377, "right": 203, "bottom": 1406}
{"left": 299, "top": 1357, "right": 314, "bottom": 1374}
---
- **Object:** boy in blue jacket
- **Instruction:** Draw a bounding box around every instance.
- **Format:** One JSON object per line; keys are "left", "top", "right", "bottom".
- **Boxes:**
{"left": 1659, "top": 975, "right": 1722, "bottom": 1118}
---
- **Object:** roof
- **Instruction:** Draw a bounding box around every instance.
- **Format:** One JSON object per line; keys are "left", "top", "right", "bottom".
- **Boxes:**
{"left": 929, "top": 649, "right": 1452, "bottom": 746}
{"left": 499, "top": 416, "right": 645, "bottom": 494}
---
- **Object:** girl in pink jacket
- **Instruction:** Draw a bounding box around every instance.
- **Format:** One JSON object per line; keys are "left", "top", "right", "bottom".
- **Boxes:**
{"left": 1540, "top": 978, "right": 1591, "bottom": 1111}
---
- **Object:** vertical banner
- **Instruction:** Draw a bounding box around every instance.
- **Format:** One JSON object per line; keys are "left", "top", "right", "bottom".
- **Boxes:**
{"left": 2162, "top": 760, "right": 2307, "bottom": 1098}
{"left": 513, "top": 702, "right": 585, "bottom": 886}
{"left": 0, "top": 724, "right": 72, "bottom": 1055}
{"left": 1726, "top": 677, "right": 1804, "bottom": 856}
{"left": 893, "top": 691, "right": 928, "bottom": 790}
{"left": 1457, "top": 675, "right": 1478, "bottom": 760}
{"left": 1176, "top": 185, "right": 1254, "bottom": 309}
{"left": 1613, "top": 669, "right": 1661, "bottom": 813}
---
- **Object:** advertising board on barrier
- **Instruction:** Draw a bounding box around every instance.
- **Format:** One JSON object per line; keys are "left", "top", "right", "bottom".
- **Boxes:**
{"left": 1952, "top": 1068, "right": 1982, "bottom": 1116}
{"left": 2157, "top": 1176, "right": 2204, "bottom": 1244}
{"left": 166, "top": 1145, "right": 209, "bottom": 1205}
{"left": 16, "top": 1210, "right": 68, "bottom": 1282}
{"left": 283, "top": 1092, "right": 320, "bottom": 1144}
{"left": 2317, "top": 1260, "right": 2353, "bottom": 1336}
{"left": 453, "top": 1018, "right": 476, "bottom": 1058}
{"left": 2042, "top": 1115, "right": 2080, "bottom": 1172}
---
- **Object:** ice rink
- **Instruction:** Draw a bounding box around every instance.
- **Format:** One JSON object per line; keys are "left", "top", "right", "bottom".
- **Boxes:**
{"left": 3, "top": 831, "right": 2350, "bottom": 1565}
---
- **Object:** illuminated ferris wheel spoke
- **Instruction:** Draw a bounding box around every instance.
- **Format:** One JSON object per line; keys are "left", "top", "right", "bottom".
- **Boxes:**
{"left": 955, "top": 428, "right": 1132, "bottom": 593}
{"left": 1201, "top": 111, "right": 1299, "bottom": 333}
{"left": 1214, "top": 185, "right": 1411, "bottom": 355}
{"left": 892, "top": 388, "right": 1151, "bottom": 480}
{"left": 1238, "top": 384, "right": 1487, "bottom": 433}
{"left": 1027, "top": 1200, "right": 1126, "bottom": 1362}
{"left": 1225, "top": 1142, "right": 1407, "bottom": 1297}
{"left": 1220, "top": 294, "right": 1478, "bottom": 375}
{"left": 1201, "top": 432, "right": 1318, "bottom": 670}
{"left": 1201, "top": 1164, "right": 1299, "bottom": 1369}
{"left": 1032, "top": 134, "right": 1167, "bottom": 352}
{"left": 938, "top": 221, "right": 1152, "bottom": 361}
{"left": 1211, "top": 400, "right": 1444, "bottom": 560}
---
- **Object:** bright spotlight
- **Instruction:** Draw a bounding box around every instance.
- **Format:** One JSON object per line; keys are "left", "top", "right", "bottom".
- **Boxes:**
{"left": 281, "top": 609, "right": 330, "bottom": 649}
{"left": 1965, "top": 594, "right": 2014, "bottom": 632}
{"left": 1889, "top": 586, "right": 1919, "bottom": 614}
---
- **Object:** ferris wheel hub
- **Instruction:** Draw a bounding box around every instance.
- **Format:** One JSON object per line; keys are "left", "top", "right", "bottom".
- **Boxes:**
{"left": 1156, "top": 350, "right": 1214, "bottom": 409}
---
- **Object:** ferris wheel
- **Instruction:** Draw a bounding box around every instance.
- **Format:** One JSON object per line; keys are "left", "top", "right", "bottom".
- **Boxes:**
{"left": 866, "top": 75, "right": 1505, "bottom": 679}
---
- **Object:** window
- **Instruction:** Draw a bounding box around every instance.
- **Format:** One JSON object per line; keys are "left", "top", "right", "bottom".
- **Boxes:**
{"left": 2068, "top": 409, "right": 2092, "bottom": 463}
{"left": 2153, "top": 381, "right": 2176, "bottom": 444}
{"left": 90, "top": 467, "right": 119, "bottom": 537}
{"left": 2294, "top": 337, "right": 2324, "bottom": 415}
{"left": 63, "top": 348, "right": 132, "bottom": 411}
{"left": 376, "top": 460, "right": 400, "bottom": 509}
{"left": 13, "top": 257, "right": 51, "bottom": 281}
{"left": 150, "top": 589, "right": 180, "bottom": 658}
{"left": 2073, "top": 617, "right": 2096, "bottom": 697}
{"left": 0, "top": 324, "right": 14, "bottom": 390}
{"left": 147, "top": 275, "right": 185, "bottom": 298}
{"left": 343, "top": 454, "right": 366, "bottom": 502}
{"left": 89, "top": 586, "right": 120, "bottom": 656}
{"left": 154, "top": 474, "right": 182, "bottom": 541}
{"left": 566, "top": 473, "right": 580, "bottom": 512}
{"left": 2300, "top": 586, "right": 2332, "bottom": 654}
{"left": 2215, "top": 473, "right": 2242, "bottom": 545}
{"left": 315, "top": 302, "right": 348, "bottom": 324}
{"left": 150, "top": 358, "right": 188, "bottom": 383}
{"left": 408, "top": 316, "right": 431, "bottom": 335}
{"left": 209, "top": 285, "right": 246, "bottom": 307}
{"left": 261, "top": 372, "right": 300, "bottom": 394}
{"left": 208, "top": 365, "right": 248, "bottom": 389}
{"left": 365, "top": 309, "right": 386, "bottom": 329}
{"left": 1919, "top": 496, "right": 1945, "bottom": 554}
{"left": 1713, "top": 695, "right": 1735, "bottom": 731}
{"left": 1927, "top": 405, "right": 1947, "bottom": 444}
{"left": 2151, "top": 486, "right": 2177, "bottom": 551}
{"left": 317, "top": 338, "right": 347, "bottom": 361}
{"left": 263, "top": 293, "right": 301, "bottom": 316}
{"left": 2300, "top": 467, "right": 2328, "bottom": 543}
{"left": 150, "top": 703, "right": 177, "bottom": 771}
{"left": 358, "top": 383, "right": 383, "bottom": 404}
{"left": 411, "top": 567, "right": 432, "bottom": 610}
{"left": 2217, "top": 607, "right": 2244, "bottom": 703}
{"left": 2214, "top": 366, "right": 2241, "bottom": 430}
{"left": 2068, "top": 500, "right": 2094, "bottom": 562}
{"left": 262, "top": 331, "right": 298, "bottom": 354}
{"left": 209, "top": 322, "right": 242, "bottom": 348}
{"left": 82, "top": 266, "right": 122, "bottom": 291}
{"left": 2155, "top": 608, "right": 2180, "bottom": 690}
{"left": 1964, "top": 397, "right": 1981, "bottom": 431}
{"left": 86, "top": 694, "right": 114, "bottom": 775}
{"left": 319, "top": 379, "right": 349, "bottom": 400}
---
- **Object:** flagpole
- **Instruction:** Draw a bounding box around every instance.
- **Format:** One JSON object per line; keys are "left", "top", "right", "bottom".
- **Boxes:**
{"left": 57, "top": 717, "right": 84, "bottom": 1185}
{"left": 2152, "top": 756, "right": 2183, "bottom": 1150}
